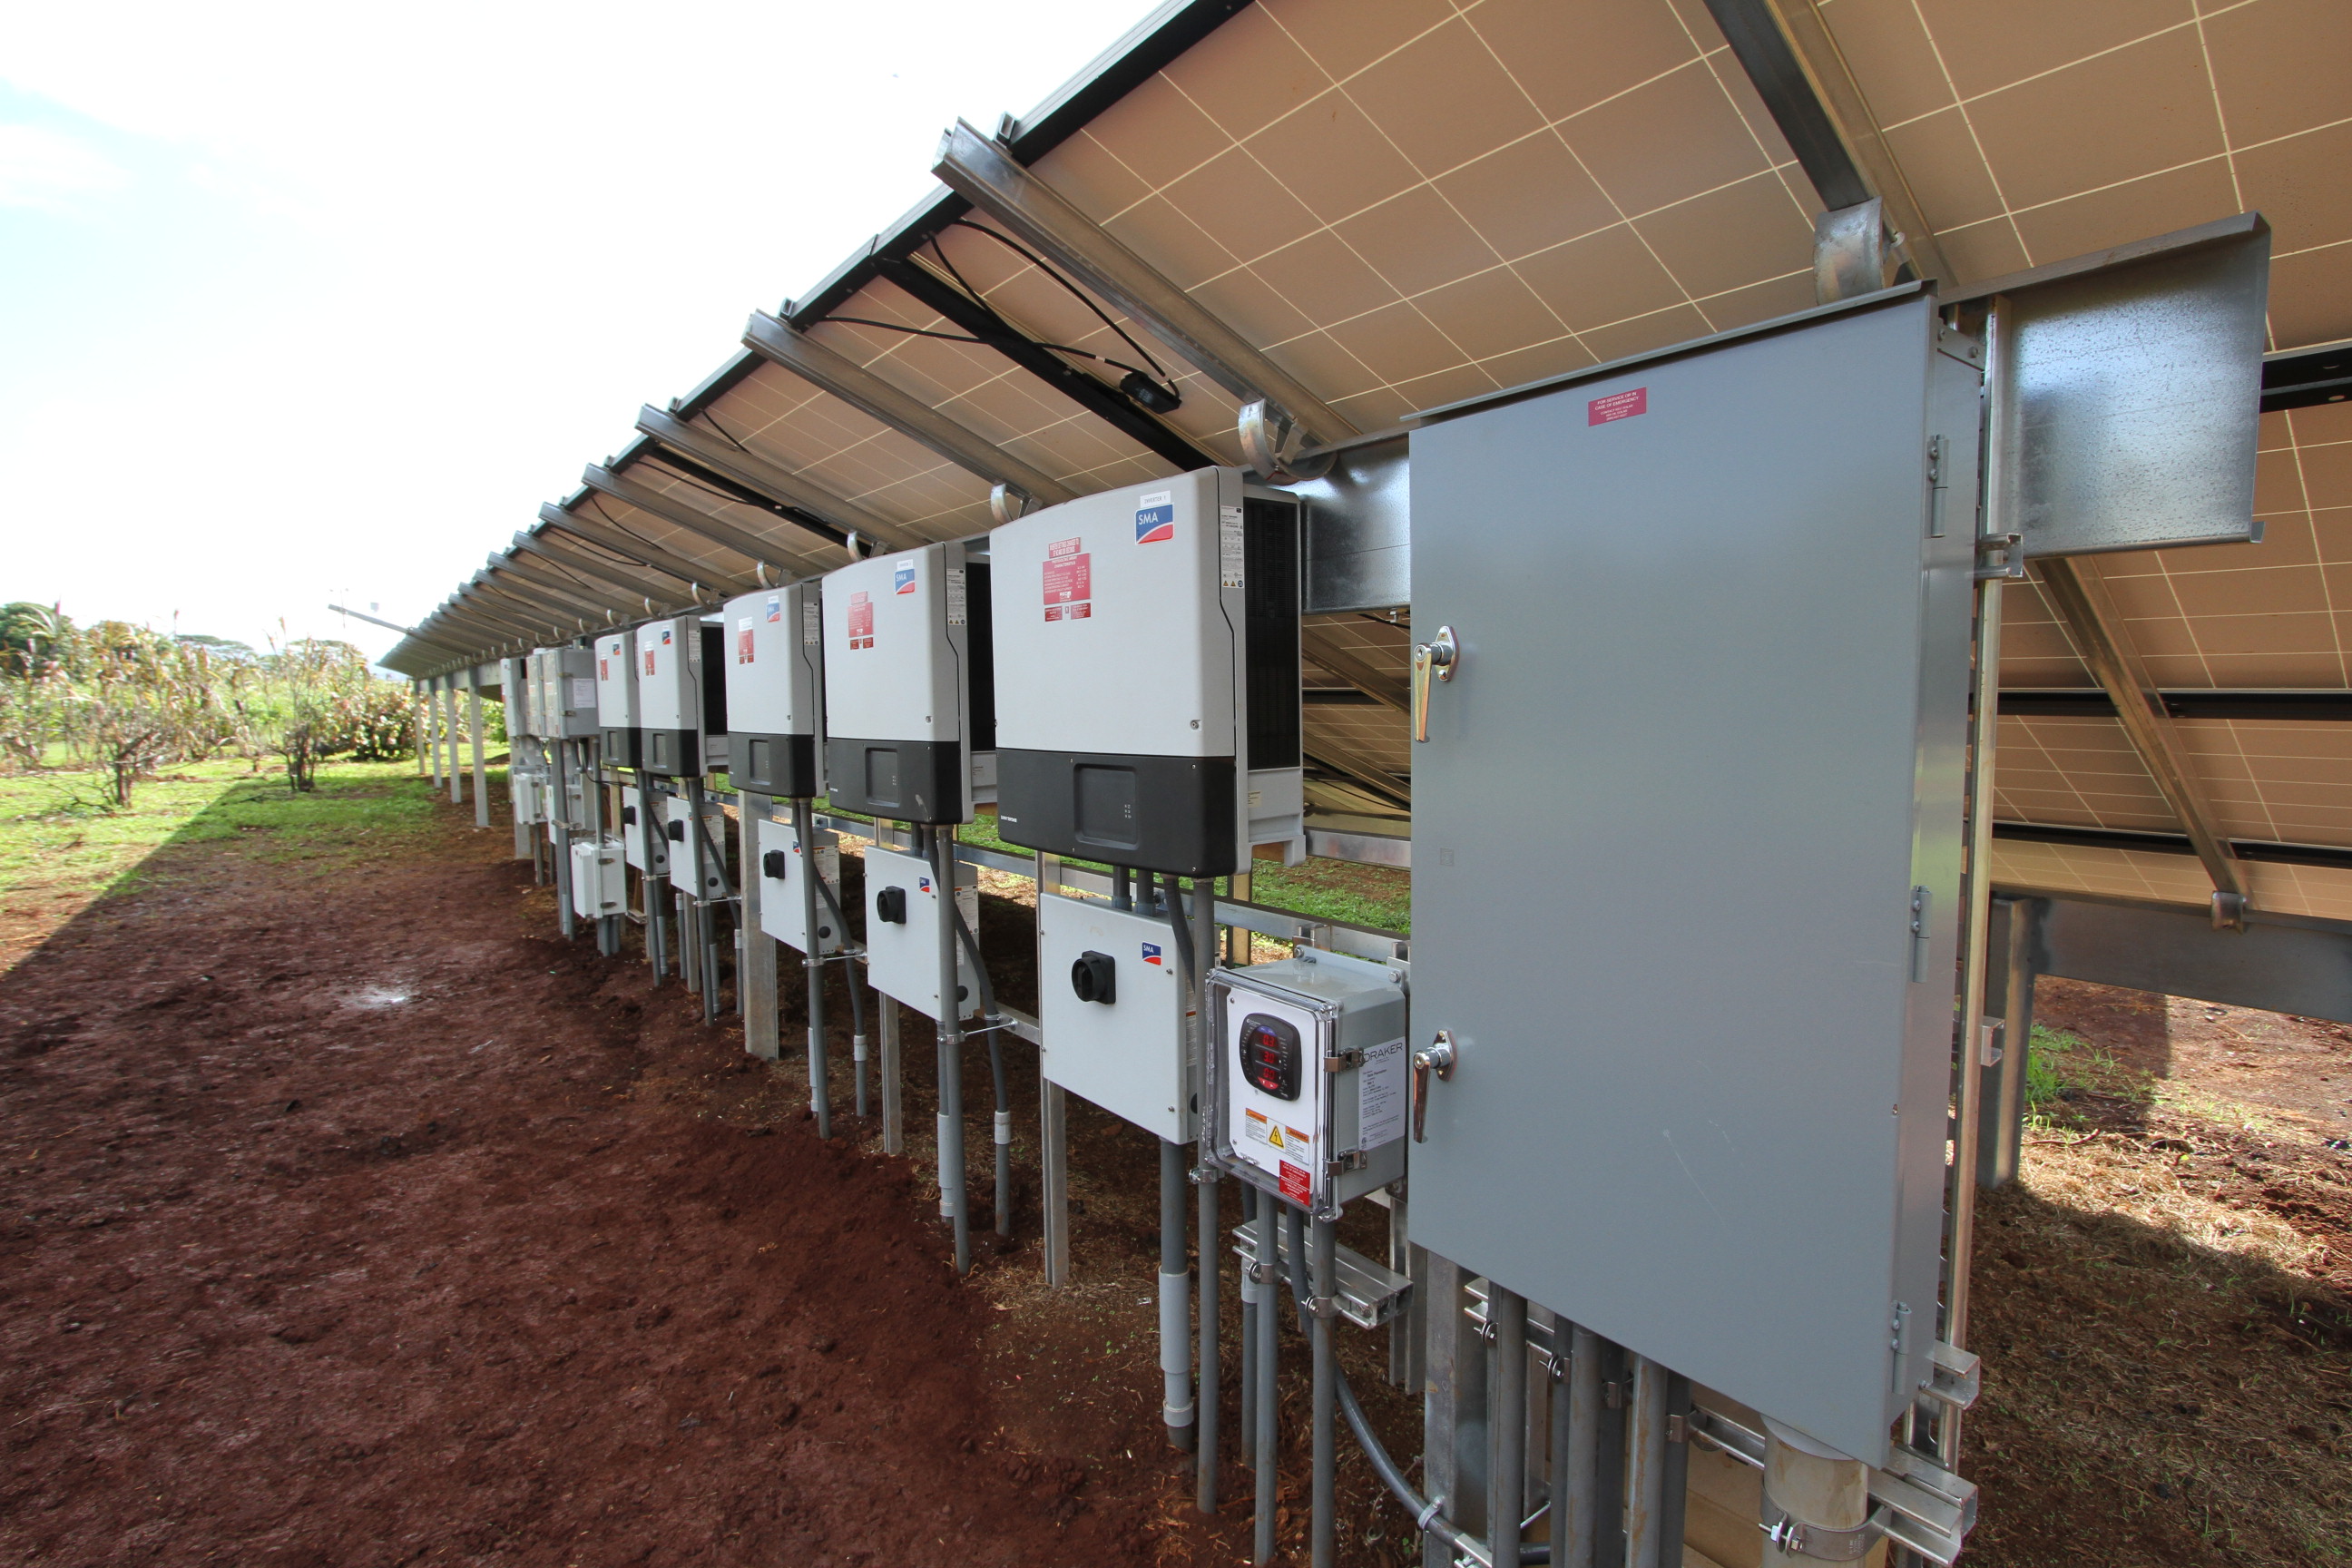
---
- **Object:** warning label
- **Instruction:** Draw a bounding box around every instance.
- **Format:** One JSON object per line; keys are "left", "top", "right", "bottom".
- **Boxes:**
{"left": 1043, "top": 550, "right": 1091, "bottom": 622}
{"left": 1219, "top": 503, "right": 1245, "bottom": 587}
{"left": 946, "top": 566, "right": 967, "bottom": 627}
{"left": 1357, "top": 1036, "right": 1407, "bottom": 1149}
{"left": 801, "top": 598, "right": 820, "bottom": 645}
{"left": 1588, "top": 386, "right": 1647, "bottom": 426}
{"left": 1243, "top": 1107, "right": 1269, "bottom": 1146}
{"left": 735, "top": 617, "right": 754, "bottom": 664}
{"left": 1279, "top": 1160, "right": 1310, "bottom": 1207}
{"left": 847, "top": 590, "right": 874, "bottom": 651}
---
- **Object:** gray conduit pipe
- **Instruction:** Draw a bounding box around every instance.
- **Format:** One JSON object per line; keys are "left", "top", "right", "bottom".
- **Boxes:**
{"left": 1238, "top": 1184, "right": 1259, "bottom": 1465}
{"left": 1557, "top": 1323, "right": 1601, "bottom": 1568}
{"left": 808, "top": 860, "right": 870, "bottom": 1117}
{"left": 1253, "top": 1195, "right": 1279, "bottom": 1567}
{"left": 1490, "top": 1284, "right": 1530, "bottom": 1568}
{"left": 945, "top": 881, "right": 1009, "bottom": 1237}
{"left": 1160, "top": 1138, "right": 1197, "bottom": 1452}
{"left": 929, "top": 825, "right": 970, "bottom": 1274}
{"left": 1192, "top": 875, "right": 1220, "bottom": 1514}
{"left": 793, "top": 798, "right": 832, "bottom": 1140}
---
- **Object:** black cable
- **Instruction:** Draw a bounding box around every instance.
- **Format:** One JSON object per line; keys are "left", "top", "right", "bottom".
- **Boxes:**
{"left": 945, "top": 220, "right": 1177, "bottom": 394}
{"left": 828, "top": 311, "right": 1178, "bottom": 401}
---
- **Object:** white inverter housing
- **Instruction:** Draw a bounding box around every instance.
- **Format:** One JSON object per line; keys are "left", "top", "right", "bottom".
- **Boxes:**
{"left": 753, "top": 815, "right": 844, "bottom": 956}
{"left": 620, "top": 786, "right": 669, "bottom": 877}
{"left": 636, "top": 616, "right": 728, "bottom": 776}
{"left": 1212, "top": 950, "right": 1408, "bottom": 1219}
{"left": 819, "top": 542, "right": 992, "bottom": 825}
{"left": 535, "top": 646, "right": 600, "bottom": 740}
{"left": 1036, "top": 890, "right": 1195, "bottom": 1142}
{"left": 595, "top": 630, "right": 642, "bottom": 769}
{"left": 724, "top": 583, "right": 825, "bottom": 798}
{"left": 988, "top": 468, "right": 1300, "bottom": 876}
{"left": 860, "top": 843, "right": 981, "bottom": 1023}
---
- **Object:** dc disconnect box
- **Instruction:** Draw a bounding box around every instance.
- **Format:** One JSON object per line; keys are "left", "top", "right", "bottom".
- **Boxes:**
{"left": 860, "top": 843, "right": 982, "bottom": 1023}
{"left": 988, "top": 468, "right": 1300, "bottom": 876}
{"left": 724, "top": 583, "right": 825, "bottom": 799}
{"left": 754, "top": 815, "right": 844, "bottom": 957}
{"left": 1036, "top": 890, "right": 1196, "bottom": 1143}
{"left": 662, "top": 792, "right": 730, "bottom": 899}
{"left": 1213, "top": 951, "right": 1408, "bottom": 1218}
{"left": 620, "top": 786, "right": 669, "bottom": 877}
{"left": 819, "top": 543, "right": 994, "bottom": 824}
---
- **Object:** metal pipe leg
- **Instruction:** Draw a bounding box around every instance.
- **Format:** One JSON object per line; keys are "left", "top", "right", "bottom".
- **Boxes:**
{"left": 1310, "top": 1216, "right": 1337, "bottom": 1568}
{"left": 1161, "top": 1139, "right": 1198, "bottom": 1452}
{"left": 880, "top": 996, "right": 903, "bottom": 1155}
{"left": 1238, "top": 1185, "right": 1258, "bottom": 1464}
{"left": 1253, "top": 1197, "right": 1279, "bottom": 1567}
{"left": 1557, "top": 1323, "right": 1600, "bottom": 1568}
{"left": 995, "top": 1099, "right": 1013, "bottom": 1239}
{"left": 931, "top": 827, "right": 970, "bottom": 1275}
{"left": 1040, "top": 1075, "right": 1069, "bottom": 1285}
{"left": 1488, "top": 1284, "right": 1529, "bottom": 1568}
{"left": 1198, "top": 1163, "right": 1220, "bottom": 1514}
{"left": 1626, "top": 1355, "right": 1671, "bottom": 1568}
{"left": 795, "top": 801, "right": 830, "bottom": 1139}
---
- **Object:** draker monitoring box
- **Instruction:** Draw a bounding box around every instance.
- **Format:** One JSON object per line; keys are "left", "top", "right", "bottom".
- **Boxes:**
{"left": 819, "top": 543, "right": 993, "bottom": 825}
{"left": 723, "top": 583, "right": 824, "bottom": 799}
{"left": 988, "top": 469, "right": 1300, "bottom": 876}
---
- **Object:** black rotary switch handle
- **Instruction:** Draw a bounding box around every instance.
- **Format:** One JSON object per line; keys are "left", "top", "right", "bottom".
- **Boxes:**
{"left": 875, "top": 887, "right": 907, "bottom": 925}
{"left": 760, "top": 849, "right": 788, "bottom": 879}
{"left": 665, "top": 819, "right": 687, "bottom": 842}
{"left": 1070, "top": 951, "right": 1116, "bottom": 1004}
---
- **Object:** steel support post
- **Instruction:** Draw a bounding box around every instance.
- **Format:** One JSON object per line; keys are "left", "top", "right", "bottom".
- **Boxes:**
{"left": 445, "top": 682, "right": 463, "bottom": 805}
{"left": 1238, "top": 1185, "right": 1258, "bottom": 1461}
{"left": 1309, "top": 1215, "right": 1337, "bottom": 1568}
{"left": 1422, "top": 1256, "right": 1488, "bottom": 1567}
{"left": 1976, "top": 895, "right": 2043, "bottom": 1187}
{"left": 466, "top": 672, "right": 488, "bottom": 828}
{"left": 1040, "top": 1074, "right": 1069, "bottom": 1284}
{"left": 553, "top": 743, "right": 576, "bottom": 941}
{"left": 1555, "top": 1322, "right": 1601, "bottom": 1568}
{"left": 1161, "top": 1139, "right": 1197, "bottom": 1453}
{"left": 1625, "top": 1356, "right": 1671, "bottom": 1568}
{"left": 740, "top": 791, "right": 780, "bottom": 1062}
{"left": 880, "top": 995, "right": 904, "bottom": 1154}
{"left": 1198, "top": 1161, "right": 1221, "bottom": 1514}
{"left": 416, "top": 686, "right": 430, "bottom": 779}
{"left": 795, "top": 797, "right": 831, "bottom": 1135}
{"left": 1252, "top": 1196, "right": 1279, "bottom": 1568}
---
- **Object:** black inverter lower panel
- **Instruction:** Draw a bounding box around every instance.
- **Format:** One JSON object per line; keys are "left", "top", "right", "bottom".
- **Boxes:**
{"left": 603, "top": 726, "right": 643, "bottom": 770}
{"left": 732, "top": 732, "right": 819, "bottom": 799}
{"left": 826, "top": 737, "right": 965, "bottom": 824}
{"left": 995, "top": 750, "right": 1239, "bottom": 877}
{"left": 641, "top": 728, "right": 701, "bottom": 778}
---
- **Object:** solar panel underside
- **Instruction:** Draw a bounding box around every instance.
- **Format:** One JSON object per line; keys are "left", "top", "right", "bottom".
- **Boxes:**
{"left": 404, "top": 0, "right": 2351, "bottom": 922}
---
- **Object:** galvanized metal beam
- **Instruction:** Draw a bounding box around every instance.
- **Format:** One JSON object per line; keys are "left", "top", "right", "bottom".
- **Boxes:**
{"left": 742, "top": 309, "right": 1076, "bottom": 505}
{"left": 1997, "top": 887, "right": 2352, "bottom": 1024}
{"left": 1700, "top": 0, "right": 1955, "bottom": 286}
{"left": 536, "top": 503, "right": 750, "bottom": 593}
{"left": 877, "top": 254, "right": 1216, "bottom": 473}
{"left": 933, "top": 121, "right": 1358, "bottom": 446}
{"left": 622, "top": 415, "right": 907, "bottom": 554}
{"left": 2031, "top": 555, "right": 2249, "bottom": 921}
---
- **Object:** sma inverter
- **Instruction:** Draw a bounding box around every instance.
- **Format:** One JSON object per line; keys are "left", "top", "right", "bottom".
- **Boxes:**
{"left": 723, "top": 583, "right": 824, "bottom": 799}
{"left": 635, "top": 616, "right": 729, "bottom": 777}
{"left": 595, "top": 630, "right": 642, "bottom": 769}
{"left": 988, "top": 468, "right": 1299, "bottom": 876}
{"left": 819, "top": 543, "right": 993, "bottom": 824}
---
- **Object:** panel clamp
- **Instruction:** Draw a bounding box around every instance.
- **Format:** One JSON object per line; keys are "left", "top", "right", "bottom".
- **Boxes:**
{"left": 1973, "top": 532, "right": 2026, "bottom": 581}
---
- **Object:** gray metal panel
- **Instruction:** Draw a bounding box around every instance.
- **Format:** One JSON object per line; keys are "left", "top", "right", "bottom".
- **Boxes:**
{"left": 1405, "top": 295, "right": 1975, "bottom": 1465}
{"left": 1287, "top": 434, "right": 1410, "bottom": 613}
{"left": 2021, "top": 890, "right": 2352, "bottom": 1024}
{"left": 1984, "top": 219, "right": 2269, "bottom": 557}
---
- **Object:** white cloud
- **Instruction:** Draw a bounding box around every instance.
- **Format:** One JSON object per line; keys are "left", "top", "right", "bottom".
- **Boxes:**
{"left": 0, "top": 123, "right": 127, "bottom": 210}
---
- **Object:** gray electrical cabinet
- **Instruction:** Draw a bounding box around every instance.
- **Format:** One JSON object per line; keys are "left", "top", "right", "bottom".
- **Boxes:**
{"left": 536, "top": 646, "right": 599, "bottom": 740}
{"left": 662, "top": 792, "right": 730, "bottom": 899}
{"left": 988, "top": 470, "right": 1303, "bottom": 874}
{"left": 860, "top": 843, "right": 981, "bottom": 1023}
{"left": 637, "top": 615, "right": 727, "bottom": 777}
{"left": 1404, "top": 291, "right": 1979, "bottom": 1465}
{"left": 819, "top": 543, "right": 989, "bottom": 824}
{"left": 724, "top": 583, "right": 825, "bottom": 799}
{"left": 595, "top": 628, "right": 642, "bottom": 769}
{"left": 620, "top": 786, "right": 668, "bottom": 877}
{"left": 1036, "top": 891, "right": 1196, "bottom": 1142}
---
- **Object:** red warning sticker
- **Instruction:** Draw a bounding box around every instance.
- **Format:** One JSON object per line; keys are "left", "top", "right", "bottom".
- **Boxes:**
{"left": 1047, "top": 535, "right": 1083, "bottom": 559}
{"left": 1043, "top": 552, "right": 1091, "bottom": 622}
{"left": 1588, "top": 387, "right": 1647, "bottom": 426}
{"left": 735, "top": 619, "right": 755, "bottom": 664}
{"left": 1279, "top": 1160, "right": 1310, "bottom": 1207}
{"left": 847, "top": 590, "right": 874, "bottom": 651}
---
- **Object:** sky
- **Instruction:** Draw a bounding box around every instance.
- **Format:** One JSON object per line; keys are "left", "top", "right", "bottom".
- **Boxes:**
{"left": 0, "top": 0, "right": 1166, "bottom": 664}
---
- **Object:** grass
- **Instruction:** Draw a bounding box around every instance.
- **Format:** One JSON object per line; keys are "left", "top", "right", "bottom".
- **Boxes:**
{"left": 0, "top": 760, "right": 447, "bottom": 953}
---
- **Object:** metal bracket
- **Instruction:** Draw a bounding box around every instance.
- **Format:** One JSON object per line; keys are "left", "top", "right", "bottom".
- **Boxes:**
{"left": 1764, "top": 1506, "right": 1886, "bottom": 1563}
{"left": 1324, "top": 1048, "right": 1366, "bottom": 1073}
{"left": 1332, "top": 1148, "right": 1369, "bottom": 1172}
{"left": 1974, "top": 532, "right": 2026, "bottom": 581}
{"left": 988, "top": 483, "right": 1036, "bottom": 525}
{"left": 1923, "top": 1341, "right": 1981, "bottom": 1410}
{"left": 1687, "top": 1406, "right": 1975, "bottom": 1564}
{"left": 1239, "top": 399, "right": 1335, "bottom": 484}
{"left": 1814, "top": 198, "right": 1899, "bottom": 304}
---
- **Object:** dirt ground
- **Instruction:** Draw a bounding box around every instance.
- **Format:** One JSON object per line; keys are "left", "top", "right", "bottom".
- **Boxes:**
{"left": 2, "top": 771, "right": 2346, "bottom": 1565}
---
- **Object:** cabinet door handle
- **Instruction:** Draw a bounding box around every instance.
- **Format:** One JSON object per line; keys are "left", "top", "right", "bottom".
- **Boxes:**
{"left": 1411, "top": 1030, "right": 1456, "bottom": 1142}
{"left": 1410, "top": 626, "right": 1459, "bottom": 742}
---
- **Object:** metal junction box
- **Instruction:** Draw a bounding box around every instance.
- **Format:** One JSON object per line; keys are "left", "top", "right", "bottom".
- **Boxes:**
{"left": 535, "top": 646, "right": 600, "bottom": 740}
{"left": 595, "top": 630, "right": 642, "bottom": 769}
{"left": 1212, "top": 951, "right": 1408, "bottom": 1217}
{"left": 505, "top": 656, "right": 537, "bottom": 740}
{"left": 988, "top": 469, "right": 1302, "bottom": 876}
{"left": 620, "top": 786, "right": 669, "bottom": 877}
{"left": 819, "top": 543, "right": 992, "bottom": 824}
{"left": 1404, "top": 292, "right": 1979, "bottom": 1464}
{"left": 1036, "top": 891, "right": 1196, "bottom": 1143}
{"left": 860, "top": 843, "right": 981, "bottom": 1023}
{"left": 637, "top": 616, "right": 728, "bottom": 777}
{"left": 661, "top": 793, "right": 730, "bottom": 899}
{"left": 753, "top": 815, "right": 844, "bottom": 956}
{"left": 725, "top": 584, "right": 825, "bottom": 799}
{"left": 569, "top": 838, "right": 627, "bottom": 918}
{"left": 512, "top": 769, "right": 544, "bottom": 826}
